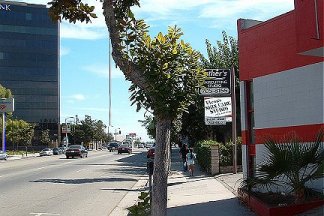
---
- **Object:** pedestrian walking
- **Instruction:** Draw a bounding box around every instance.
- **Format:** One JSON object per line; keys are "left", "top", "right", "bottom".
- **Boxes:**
{"left": 186, "top": 148, "right": 196, "bottom": 176}
{"left": 179, "top": 144, "right": 189, "bottom": 171}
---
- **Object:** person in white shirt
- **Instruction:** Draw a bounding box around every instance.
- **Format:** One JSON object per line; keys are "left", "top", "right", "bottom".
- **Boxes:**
{"left": 186, "top": 148, "right": 196, "bottom": 176}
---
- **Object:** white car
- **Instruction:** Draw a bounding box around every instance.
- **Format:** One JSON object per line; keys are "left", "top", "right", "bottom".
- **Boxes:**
{"left": 0, "top": 151, "right": 7, "bottom": 160}
{"left": 39, "top": 148, "right": 53, "bottom": 156}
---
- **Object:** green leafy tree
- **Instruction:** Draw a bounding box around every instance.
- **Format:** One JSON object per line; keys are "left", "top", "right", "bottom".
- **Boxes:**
{"left": 0, "top": 84, "right": 12, "bottom": 98}
{"left": 40, "top": 129, "right": 51, "bottom": 146}
{"left": 6, "top": 119, "right": 34, "bottom": 149}
{"left": 93, "top": 120, "right": 107, "bottom": 142}
{"left": 180, "top": 31, "right": 239, "bottom": 145}
{"left": 139, "top": 115, "right": 156, "bottom": 139}
{"left": 48, "top": 1, "right": 206, "bottom": 215}
{"left": 72, "top": 116, "right": 108, "bottom": 146}
{"left": 73, "top": 115, "right": 95, "bottom": 145}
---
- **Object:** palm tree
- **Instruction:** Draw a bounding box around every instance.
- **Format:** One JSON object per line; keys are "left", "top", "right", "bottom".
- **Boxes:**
{"left": 248, "top": 130, "right": 324, "bottom": 203}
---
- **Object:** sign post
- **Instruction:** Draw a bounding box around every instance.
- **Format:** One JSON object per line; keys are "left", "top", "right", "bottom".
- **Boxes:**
{"left": 231, "top": 67, "right": 237, "bottom": 174}
{"left": 0, "top": 98, "right": 14, "bottom": 152}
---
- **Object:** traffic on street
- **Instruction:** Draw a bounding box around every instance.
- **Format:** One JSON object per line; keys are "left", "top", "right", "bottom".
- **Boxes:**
{"left": 0, "top": 148, "right": 148, "bottom": 216}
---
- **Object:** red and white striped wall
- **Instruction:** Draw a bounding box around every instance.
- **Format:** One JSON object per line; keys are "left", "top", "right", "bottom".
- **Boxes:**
{"left": 237, "top": 0, "right": 324, "bottom": 191}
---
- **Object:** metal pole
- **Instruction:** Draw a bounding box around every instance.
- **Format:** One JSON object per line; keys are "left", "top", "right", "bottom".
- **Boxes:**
{"left": 231, "top": 67, "right": 237, "bottom": 174}
{"left": 108, "top": 39, "right": 112, "bottom": 127}
{"left": 314, "top": 0, "right": 320, "bottom": 39}
{"left": 2, "top": 112, "right": 6, "bottom": 152}
{"left": 149, "top": 173, "right": 152, "bottom": 205}
{"left": 65, "top": 118, "right": 68, "bottom": 145}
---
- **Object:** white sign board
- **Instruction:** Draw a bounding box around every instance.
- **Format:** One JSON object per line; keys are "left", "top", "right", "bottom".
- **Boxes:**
{"left": 204, "top": 97, "right": 231, "bottom": 117}
{"left": 0, "top": 98, "right": 14, "bottom": 113}
{"left": 205, "top": 117, "right": 226, "bottom": 125}
{"left": 199, "top": 69, "right": 231, "bottom": 96}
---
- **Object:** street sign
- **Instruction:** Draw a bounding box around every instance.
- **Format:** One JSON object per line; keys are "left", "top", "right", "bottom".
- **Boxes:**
{"left": 62, "top": 125, "right": 71, "bottom": 133}
{"left": 205, "top": 117, "right": 227, "bottom": 125}
{"left": 199, "top": 69, "right": 231, "bottom": 96}
{"left": 204, "top": 97, "right": 232, "bottom": 117}
{"left": 0, "top": 98, "right": 14, "bottom": 113}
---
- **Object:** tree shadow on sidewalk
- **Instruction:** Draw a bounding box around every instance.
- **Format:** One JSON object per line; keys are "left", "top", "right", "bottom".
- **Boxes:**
{"left": 167, "top": 197, "right": 256, "bottom": 216}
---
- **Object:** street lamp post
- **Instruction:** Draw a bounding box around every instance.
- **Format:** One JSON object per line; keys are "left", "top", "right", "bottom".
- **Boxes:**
{"left": 64, "top": 116, "right": 74, "bottom": 146}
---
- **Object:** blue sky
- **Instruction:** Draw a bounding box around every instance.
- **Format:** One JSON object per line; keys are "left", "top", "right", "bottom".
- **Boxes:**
{"left": 22, "top": 0, "right": 294, "bottom": 141}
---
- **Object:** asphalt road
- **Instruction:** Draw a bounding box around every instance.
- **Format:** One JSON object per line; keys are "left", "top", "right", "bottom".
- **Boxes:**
{"left": 0, "top": 149, "right": 148, "bottom": 216}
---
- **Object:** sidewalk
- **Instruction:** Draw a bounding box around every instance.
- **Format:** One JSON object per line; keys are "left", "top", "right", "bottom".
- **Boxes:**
{"left": 109, "top": 148, "right": 255, "bottom": 216}
{"left": 7, "top": 153, "right": 39, "bottom": 160}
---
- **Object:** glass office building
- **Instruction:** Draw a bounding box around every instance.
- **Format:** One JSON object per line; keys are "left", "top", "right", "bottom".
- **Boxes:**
{"left": 0, "top": 1, "right": 60, "bottom": 143}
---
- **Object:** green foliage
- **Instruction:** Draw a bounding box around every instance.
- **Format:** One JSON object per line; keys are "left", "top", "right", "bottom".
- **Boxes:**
{"left": 139, "top": 115, "right": 156, "bottom": 139}
{"left": 72, "top": 115, "right": 108, "bottom": 145}
{"left": 128, "top": 25, "right": 206, "bottom": 119}
{"left": 127, "top": 192, "right": 150, "bottom": 216}
{"left": 179, "top": 31, "right": 239, "bottom": 144}
{"left": 219, "top": 137, "right": 242, "bottom": 166}
{"left": 0, "top": 84, "right": 12, "bottom": 98}
{"left": 249, "top": 130, "right": 324, "bottom": 201}
{"left": 48, "top": 0, "right": 97, "bottom": 24}
{"left": 5, "top": 119, "right": 34, "bottom": 148}
{"left": 195, "top": 140, "right": 220, "bottom": 173}
{"left": 40, "top": 129, "right": 51, "bottom": 146}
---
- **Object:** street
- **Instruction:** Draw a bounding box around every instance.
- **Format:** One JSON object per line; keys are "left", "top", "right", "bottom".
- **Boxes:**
{"left": 0, "top": 149, "right": 148, "bottom": 216}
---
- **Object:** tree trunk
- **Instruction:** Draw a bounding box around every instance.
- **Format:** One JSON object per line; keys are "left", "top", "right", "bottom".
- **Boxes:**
{"left": 151, "top": 117, "right": 171, "bottom": 216}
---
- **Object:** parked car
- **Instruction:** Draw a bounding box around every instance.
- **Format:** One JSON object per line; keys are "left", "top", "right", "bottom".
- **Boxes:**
{"left": 0, "top": 151, "right": 7, "bottom": 160}
{"left": 147, "top": 145, "right": 155, "bottom": 159}
{"left": 39, "top": 148, "right": 53, "bottom": 156}
{"left": 53, "top": 147, "right": 63, "bottom": 155}
{"left": 65, "top": 145, "right": 88, "bottom": 159}
{"left": 107, "top": 142, "right": 120, "bottom": 152}
{"left": 59, "top": 147, "right": 66, "bottom": 153}
{"left": 118, "top": 145, "right": 132, "bottom": 154}
{"left": 138, "top": 143, "right": 145, "bottom": 148}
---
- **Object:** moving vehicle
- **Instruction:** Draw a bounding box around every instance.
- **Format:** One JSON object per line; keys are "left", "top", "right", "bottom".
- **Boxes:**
{"left": 117, "top": 145, "right": 132, "bottom": 154}
{"left": 147, "top": 145, "right": 155, "bottom": 159}
{"left": 0, "top": 151, "right": 7, "bottom": 160}
{"left": 39, "top": 148, "right": 53, "bottom": 156}
{"left": 107, "top": 142, "right": 120, "bottom": 152}
{"left": 65, "top": 145, "right": 88, "bottom": 159}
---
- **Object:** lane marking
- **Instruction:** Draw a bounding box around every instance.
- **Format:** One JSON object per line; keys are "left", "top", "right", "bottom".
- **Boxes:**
{"left": 30, "top": 213, "right": 60, "bottom": 216}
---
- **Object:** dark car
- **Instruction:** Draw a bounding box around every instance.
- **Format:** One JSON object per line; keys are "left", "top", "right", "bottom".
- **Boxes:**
{"left": 147, "top": 145, "right": 155, "bottom": 159}
{"left": 108, "top": 142, "right": 120, "bottom": 152}
{"left": 53, "top": 147, "right": 63, "bottom": 155}
{"left": 117, "top": 145, "right": 132, "bottom": 154}
{"left": 65, "top": 145, "right": 88, "bottom": 159}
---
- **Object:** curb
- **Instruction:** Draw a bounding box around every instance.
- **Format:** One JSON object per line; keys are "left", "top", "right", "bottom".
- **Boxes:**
{"left": 109, "top": 177, "right": 148, "bottom": 216}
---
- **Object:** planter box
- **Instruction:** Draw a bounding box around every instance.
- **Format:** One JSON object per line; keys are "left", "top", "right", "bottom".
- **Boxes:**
{"left": 238, "top": 188, "right": 324, "bottom": 216}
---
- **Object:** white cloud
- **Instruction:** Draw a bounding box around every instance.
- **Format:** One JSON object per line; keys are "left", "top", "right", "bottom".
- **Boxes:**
{"left": 77, "top": 107, "right": 109, "bottom": 112}
{"left": 60, "top": 23, "right": 107, "bottom": 40}
{"left": 60, "top": 46, "right": 70, "bottom": 56}
{"left": 82, "top": 64, "right": 124, "bottom": 79}
{"left": 132, "top": 0, "right": 294, "bottom": 30}
{"left": 67, "top": 94, "right": 86, "bottom": 101}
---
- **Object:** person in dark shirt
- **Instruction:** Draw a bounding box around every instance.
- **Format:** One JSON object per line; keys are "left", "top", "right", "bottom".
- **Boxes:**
{"left": 179, "top": 144, "right": 189, "bottom": 171}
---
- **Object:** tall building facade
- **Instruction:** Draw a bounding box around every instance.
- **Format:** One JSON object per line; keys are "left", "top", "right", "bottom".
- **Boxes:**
{"left": 0, "top": 1, "right": 60, "bottom": 144}
{"left": 238, "top": 0, "right": 323, "bottom": 190}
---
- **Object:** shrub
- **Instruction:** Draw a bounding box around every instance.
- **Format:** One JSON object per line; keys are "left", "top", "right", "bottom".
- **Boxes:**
{"left": 219, "top": 137, "right": 242, "bottom": 166}
{"left": 127, "top": 192, "right": 150, "bottom": 216}
{"left": 195, "top": 140, "right": 220, "bottom": 173}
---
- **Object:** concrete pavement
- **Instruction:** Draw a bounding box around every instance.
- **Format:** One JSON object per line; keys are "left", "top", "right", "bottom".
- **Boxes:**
{"left": 109, "top": 148, "right": 255, "bottom": 216}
